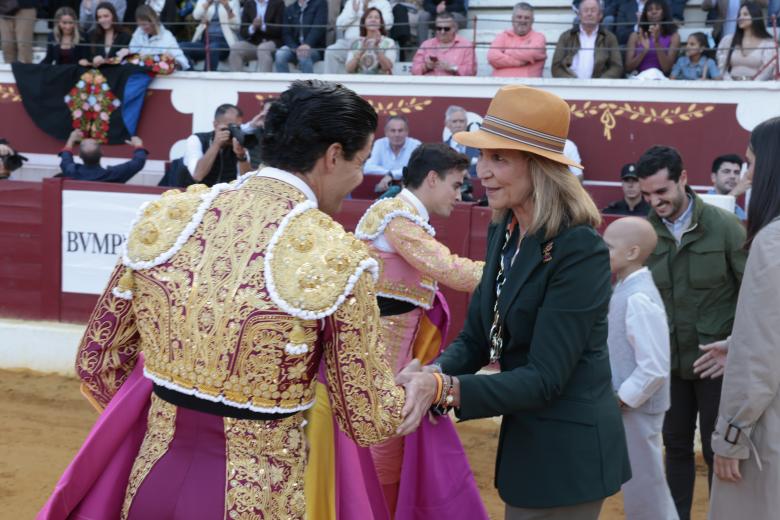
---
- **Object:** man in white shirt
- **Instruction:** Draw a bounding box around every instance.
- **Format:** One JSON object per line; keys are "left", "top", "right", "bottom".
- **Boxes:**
{"left": 323, "top": 0, "right": 394, "bottom": 73}
{"left": 442, "top": 105, "right": 478, "bottom": 174}
{"left": 364, "top": 115, "right": 421, "bottom": 192}
{"left": 603, "top": 216, "right": 678, "bottom": 520}
{"left": 183, "top": 104, "right": 252, "bottom": 186}
{"left": 551, "top": 0, "right": 624, "bottom": 79}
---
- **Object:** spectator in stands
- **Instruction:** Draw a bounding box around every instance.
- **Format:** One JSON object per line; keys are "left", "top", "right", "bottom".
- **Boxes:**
{"left": 129, "top": 5, "right": 190, "bottom": 69}
{"left": 603, "top": 163, "right": 652, "bottom": 216}
{"left": 58, "top": 129, "right": 148, "bottom": 182}
{"left": 702, "top": 0, "right": 767, "bottom": 42}
{"left": 244, "top": 101, "right": 272, "bottom": 167}
{"left": 443, "top": 105, "right": 478, "bottom": 174}
{"left": 625, "top": 0, "right": 680, "bottom": 76}
{"left": 387, "top": 0, "right": 416, "bottom": 61}
{"left": 184, "top": 103, "right": 252, "bottom": 186}
{"left": 411, "top": 12, "right": 476, "bottom": 75}
{"left": 709, "top": 153, "right": 746, "bottom": 220}
{"left": 274, "top": 0, "right": 328, "bottom": 73}
{"left": 143, "top": 0, "right": 178, "bottom": 25}
{"left": 612, "top": 0, "right": 643, "bottom": 46}
{"left": 345, "top": 8, "right": 397, "bottom": 74}
{"left": 79, "top": 0, "right": 127, "bottom": 32}
{"left": 41, "top": 7, "right": 91, "bottom": 64}
{"left": 636, "top": 145, "right": 746, "bottom": 520}
{"left": 564, "top": 139, "right": 583, "bottom": 180}
{"left": 180, "top": 0, "right": 241, "bottom": 71}
{"left": 324, "top": 0, "right": 393, "bottom": 73}
{"left": 365, "top": 115, "right": 422, "bottom": 193}
{"left": 769, "top": 0, "right": 780, "bottom": 22}
{"left": 0, "top": 0, "right": 38, "bottom": 64}
{"left": 0, "top": 139, "right": 28, "bottom": 180}
{"left": 80, "top": 3, "right": 132, "bottom": 66}
{"left": 417, "top": 0, "right": 466, "bottom": 43}
{"left": 671, "top": 31, "right": 721, "bottom": 79}
{"left": 717, "top": 2, "right": 777, "bottom": 80}
{"left": 487, "top": 2, "right": 547, "bottom": 77}
{"left": 551, "top": 0, "right": 624, "bottom": 78}
{"left": 227, "top": 0, "right": 284, "bottom": 72}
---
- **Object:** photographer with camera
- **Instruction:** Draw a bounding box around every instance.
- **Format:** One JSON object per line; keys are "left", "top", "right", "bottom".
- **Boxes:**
{"left": 184, "top": 104, "right": 253, "bottom": 187}
{"left": 59, "top": 130, "right": 148, "bottom": 183}
{"left": 0, "top": 140, "right": 29, "bottom": 181}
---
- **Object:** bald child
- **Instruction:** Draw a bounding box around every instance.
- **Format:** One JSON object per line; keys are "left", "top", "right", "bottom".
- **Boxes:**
{"left": 603, "top": 217, "right": 678, "bottom": 520}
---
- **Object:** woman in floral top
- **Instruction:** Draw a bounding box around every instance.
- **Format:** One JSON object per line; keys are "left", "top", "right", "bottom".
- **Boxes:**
{"left": 345, "top": 7, "right": 397, "bottom": 75}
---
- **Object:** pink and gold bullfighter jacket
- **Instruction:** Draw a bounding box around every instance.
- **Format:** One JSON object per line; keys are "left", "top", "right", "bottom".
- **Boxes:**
{"left": 355, "top": 189, "right": 484, "bottom": 308}
{"left": 75, "top": 167, "right": 405, "bottom": 447}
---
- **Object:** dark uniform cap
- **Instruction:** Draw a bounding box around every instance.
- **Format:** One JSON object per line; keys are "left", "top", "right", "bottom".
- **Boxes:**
{"left": 621, "top": 163, "right": 638, "bottom": 180}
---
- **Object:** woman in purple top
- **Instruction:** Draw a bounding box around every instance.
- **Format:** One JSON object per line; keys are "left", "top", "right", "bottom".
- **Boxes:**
{"left": 625, "top": 0, "right": 680, "bottom": 76}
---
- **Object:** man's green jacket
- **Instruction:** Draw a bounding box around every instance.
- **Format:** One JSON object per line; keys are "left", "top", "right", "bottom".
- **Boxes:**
{"left": 646, "top": 189, "right": 747, "bottom": 379}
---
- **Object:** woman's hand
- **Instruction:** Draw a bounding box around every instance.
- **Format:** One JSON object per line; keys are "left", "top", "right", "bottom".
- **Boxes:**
{"left": 116, "top": 48, "right": 130, "bottom": 59}
{"left": 396, "top": 371, "right": 437, "bottom": 436}
{"left": 78, "top": 58, "right": 91, "bottom": 67}
{"left": 639, "top": 30, "right": 651, "bottom": 50}
{"left": 730, "top": 174, "right": 752, "bottom": 198}
{"left": 93, "top": 55, "right": 105, "bottom": 67}
{"left": 693, "top": 339, "right": 728, "bottom": 379}
{"left": 714, "top": 454, "right": 742, "bottom": 482}
{"left": 396, "top": 359, "right": 423, "bottom": 384}
{"left": 649, "top": 24, "right": 660, "bottom": 44}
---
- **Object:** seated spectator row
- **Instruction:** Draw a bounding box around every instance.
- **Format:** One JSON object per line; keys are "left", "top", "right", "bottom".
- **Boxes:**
{"left": 2, "top": 0, "right": 778, "bottom": 79}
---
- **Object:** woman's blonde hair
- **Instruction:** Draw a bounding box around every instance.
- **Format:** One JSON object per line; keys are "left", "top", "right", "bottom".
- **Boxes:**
{"left": 54, "top": 7, "right": 81, "bottom": 45}
{"left": 135, "top": 5, "right": 161, "bottom": 32}
{"left": 493, "top": 152, "right": 601, "bottom": 239}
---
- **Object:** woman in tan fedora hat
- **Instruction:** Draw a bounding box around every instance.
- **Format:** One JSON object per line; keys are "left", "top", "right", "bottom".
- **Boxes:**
{"left": 397, "top": 85, "right": 631, "bottom": 519}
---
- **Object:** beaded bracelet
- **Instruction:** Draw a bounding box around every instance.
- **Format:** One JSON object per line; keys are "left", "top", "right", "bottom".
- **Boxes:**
{"left": 436, "top": 374, "right": 452, "bottom": 408}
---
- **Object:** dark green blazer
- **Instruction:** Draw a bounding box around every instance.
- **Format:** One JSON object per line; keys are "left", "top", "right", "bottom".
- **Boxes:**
{"left": 437, "top": 218, "right": 631, "bottom": 508}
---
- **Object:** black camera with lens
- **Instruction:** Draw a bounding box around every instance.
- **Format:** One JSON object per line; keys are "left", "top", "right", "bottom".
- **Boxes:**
{"left": 0, "top": 139, "right": 28, "bottom": 174}
{"left": 226, "top": 124, "right": 258, "bottom": 149}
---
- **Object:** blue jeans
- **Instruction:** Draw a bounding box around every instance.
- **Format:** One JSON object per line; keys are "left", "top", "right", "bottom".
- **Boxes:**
{"left": 668, "top": 0, "right": 687, "bottom": 20}
{"left": 274, "top": 46, "right": 322, "bottom": 73}
{"left": 769, "top": 0, "right": 780, "bottom": 20}
{"left": 181, "top": 36, "right": 229, "bottom": 71}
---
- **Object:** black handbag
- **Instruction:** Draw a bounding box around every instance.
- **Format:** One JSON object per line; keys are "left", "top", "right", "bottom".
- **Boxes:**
{"left": 0, "top": 0, "right": 20, "bottom": 15}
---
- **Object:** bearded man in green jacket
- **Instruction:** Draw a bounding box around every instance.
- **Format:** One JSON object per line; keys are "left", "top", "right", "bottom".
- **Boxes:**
{"left": 636, "top": 145, "right": 746, "bottom": 520}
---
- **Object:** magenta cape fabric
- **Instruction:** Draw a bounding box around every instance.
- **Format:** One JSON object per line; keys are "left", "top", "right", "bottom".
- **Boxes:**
{"left": 333, "top": 292, "right": 489, "bottom": 520}
{"left": 38, "top": 357, "right": 152, "bottom": 520}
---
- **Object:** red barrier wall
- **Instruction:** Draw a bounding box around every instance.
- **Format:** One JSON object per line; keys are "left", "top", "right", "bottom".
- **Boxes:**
{"left": 0, "top": 181, "right": 44, "bottom": 319}
{"left": 0, "top": 178, "right": 629, "bottom": 347}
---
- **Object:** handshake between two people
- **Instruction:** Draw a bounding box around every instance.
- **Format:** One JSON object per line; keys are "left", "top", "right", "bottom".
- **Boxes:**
{"left": 394, "top": 360, "right": 460, "bottom": 437}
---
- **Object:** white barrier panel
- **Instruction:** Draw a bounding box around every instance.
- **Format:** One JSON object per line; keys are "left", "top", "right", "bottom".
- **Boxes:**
{"left": 62, "top": 190, "right": 158, "bottom": 294}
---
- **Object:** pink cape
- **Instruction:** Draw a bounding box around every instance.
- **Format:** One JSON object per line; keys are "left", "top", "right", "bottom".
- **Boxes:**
{"left": 332, "top": 293, "right": 489, "bottom": 520}
{"left": 38, "top": 356, "right": 152, "bottom": 520}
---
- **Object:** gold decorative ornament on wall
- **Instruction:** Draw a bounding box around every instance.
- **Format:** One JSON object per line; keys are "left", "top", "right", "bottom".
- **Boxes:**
{"left": 368, "top": 98, "right": 432, "bottom": 116}
{"left": 569, "top": 102, "right": 716, "bottom": 141}
{"left": 0, "top": 84, "right": 21, "bottom": 103}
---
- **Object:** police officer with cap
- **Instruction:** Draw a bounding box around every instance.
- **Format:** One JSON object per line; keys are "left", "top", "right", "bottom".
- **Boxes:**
{"left": 603, "top": 163, "right": 652, "bottom": 216}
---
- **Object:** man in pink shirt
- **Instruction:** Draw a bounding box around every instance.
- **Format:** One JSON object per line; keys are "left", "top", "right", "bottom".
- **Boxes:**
{"left": 487, "top": 2, "right": 547, "bottom": 77}
{"left": 411, "top": 12, "right": 476, "bottom": 76}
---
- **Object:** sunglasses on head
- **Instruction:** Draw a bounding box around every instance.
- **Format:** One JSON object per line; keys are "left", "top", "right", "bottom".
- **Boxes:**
{"left": 435, "top": 26, "right": 452, "bottom": 32}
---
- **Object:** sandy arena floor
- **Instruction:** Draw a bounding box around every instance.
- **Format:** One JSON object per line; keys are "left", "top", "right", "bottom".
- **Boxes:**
{"left": 1, "top": 369, "right": 710, "bottom": 519}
